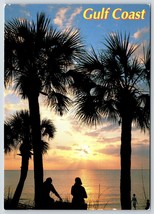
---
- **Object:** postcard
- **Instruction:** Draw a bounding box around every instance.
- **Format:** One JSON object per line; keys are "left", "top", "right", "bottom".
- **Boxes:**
{"left": 4, "top": 3, "right": 150, "bottom": 211}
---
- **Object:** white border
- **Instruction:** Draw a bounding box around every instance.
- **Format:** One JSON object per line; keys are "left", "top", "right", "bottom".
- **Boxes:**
{"left": 0, "top": 1, "right": 153, "bottom": 214}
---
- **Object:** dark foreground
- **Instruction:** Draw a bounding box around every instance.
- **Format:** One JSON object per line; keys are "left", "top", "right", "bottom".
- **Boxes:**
{"left": 4, "top": 200, "right": 87, "bottom": 210}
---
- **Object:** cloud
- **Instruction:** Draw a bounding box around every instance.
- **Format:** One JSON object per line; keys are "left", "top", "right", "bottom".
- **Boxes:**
{"left": 97, "top": 136, "right": 120, "bottom": 144}
{"left": 129, "top": 39, "right": 149, "bottom": 65}
{"left": 75, "top": 148, "right": 89, "bottom": 154}
{"left": 5, "top": 101, "right": 28, "bottom": 119}
{"left": 4, "top": 88, "right": 29, "bottom": 118}
{"left": 134, "top": 138, "right": 149, "bottom": 145}
{"left": 66, "top": 7, "right": 82, "bottom": 28}
{"left": 84, "top": 121, "right": 120, "bottom": 137}
{"left": 96, "top": 144, "right": 120, "bottom": 157}
{"left": 54, "top": 7, "right": 70, "bottom": 28}
{"left": 102, "top": 122, "right": 120, "bottom": 132}
{"left": 133, "top": 27, "right": 149, "bottom": 39}
{"left": 95, "top": 137, "right": 149, "bottom": 157}
{"left": 69, "top": 120, "right": 84, "bottom": 132}
{"left": 56, "top": 146, "right": 72, "bottom": 151}
{"left": 84, "top": 130, "right": 99, "bottom": 137}
{"left": 54, "top": 6, "right": 82, "bottom": 29}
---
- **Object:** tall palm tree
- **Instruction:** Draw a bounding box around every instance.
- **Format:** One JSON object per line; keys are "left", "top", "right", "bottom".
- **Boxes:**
{"left": 73, "top": 33, "right": 150, "bottom": 209}
{"left": 5, "top": 13, "right": 84, "bottom": 208}
{"left": 4, "top": 110, "right": 56, "bottom": 208}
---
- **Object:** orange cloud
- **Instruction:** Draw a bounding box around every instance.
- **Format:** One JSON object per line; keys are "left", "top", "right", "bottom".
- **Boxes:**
{"left": 54, "top": 7, "right": 70, "bottom": 28}
{"left": 133, "top": 27, "right": 149, "bottom": 39}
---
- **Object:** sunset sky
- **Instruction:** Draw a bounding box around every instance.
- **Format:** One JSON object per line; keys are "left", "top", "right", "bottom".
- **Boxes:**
{"left": 4, "top": 4, "right": 150, "bottom": 170}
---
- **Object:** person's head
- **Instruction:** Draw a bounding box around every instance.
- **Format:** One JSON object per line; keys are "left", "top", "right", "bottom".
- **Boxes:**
{"left": 133, "top": 194, "right": 136, "bottom": 197}
{"left": 75, "top": 177, "right": 82, "bottom": 185}
{"left": 46, "top": 177, "right": 52, "bottom": 183}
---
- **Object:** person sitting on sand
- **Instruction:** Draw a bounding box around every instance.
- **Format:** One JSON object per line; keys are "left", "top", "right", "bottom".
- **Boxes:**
{"left": 132, "top": 193, "right": 138, "bottom": 210}
{"left": 71, "top": 177, "right": 87, "bottom": 209}
{"left": 42, "top": 177, "right": 62, "bottom": 208}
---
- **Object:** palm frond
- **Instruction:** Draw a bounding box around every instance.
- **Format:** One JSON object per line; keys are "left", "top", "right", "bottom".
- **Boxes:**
{"left": 4, "top": 123, "right": 15, "bottom": 153}
{"left": 36, "top": 12, "right": 50, "bottom": 34}
{"left": 41, "top": 119, "right": 56, "bottom": 139}
{"left": 60, "top": 28, "right": 85, "bottom": 62}
{"left": 142, "top": 44, "right": 150, "bottom": 86}
{"left": 79, "top": 47, "right": 103, "bottom": 73}
{"left": 66, "top": 69, "right": 96, "bottom": 95}
{"left": 104, "top": 32, "right": 139, "bottom": 59}
{"left": 75, "top": 94, "right": 102, "bottom": 125}
{"left": 4, "top": 110, "right": 56, "bottom": 155}
{"left": 74, "top": 31, "right": 149, "bottom": 132}
{"left": 40, "top": 140, "right": 50, "bottom": 154}
{"left": 133, "top": 107, "right": 150, "bottom": 131}
{"left": 47, "top": 91, "right": 71, "bottom": 116}
{"left": 100, "top": 99, "right": 119, "bottom": 122}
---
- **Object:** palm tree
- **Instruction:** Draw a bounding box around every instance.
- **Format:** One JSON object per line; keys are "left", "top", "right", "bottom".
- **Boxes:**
{"left": 74, "top": 33, "right": 150, "bottom": 209}
{"left": 5, "top": 13, "right": 84, "bottom": 208}
{"left": 4, "top": 110, "right": 56, "bottom": 208}
{"left": 142, "top": 45, "right": 150, "bottom": 87}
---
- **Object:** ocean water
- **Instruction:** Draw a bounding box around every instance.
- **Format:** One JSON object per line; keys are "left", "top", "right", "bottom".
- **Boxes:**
{"left": 4, "top": 169, "right": 150, "bottom": 210}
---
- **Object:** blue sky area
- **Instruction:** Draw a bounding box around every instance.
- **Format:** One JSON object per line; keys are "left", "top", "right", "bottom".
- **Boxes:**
{"left": 5, "top": 4, "right": 150, "bottom": 50}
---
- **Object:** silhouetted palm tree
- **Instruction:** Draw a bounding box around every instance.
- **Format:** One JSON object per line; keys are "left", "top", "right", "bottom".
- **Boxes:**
{"left": 142, "top": 45, "right": 150, "bottom": 87}
{"left": 5, "top": 13, "right": 84, "bottom": 207}
{"left": 4, "top": 110, "right": 56, "bottom": 208}
{"left": 74, "top": 33, "right": 150, "bottom": 209}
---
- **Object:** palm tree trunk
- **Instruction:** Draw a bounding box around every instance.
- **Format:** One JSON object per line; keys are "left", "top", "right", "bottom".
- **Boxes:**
{"left": 11, "top": 155, "right": 29, "bottom": 208}
{"left": 120, "top": 115, "right": 132, "bottom": 209}
{"left": 28, "top": 94, "right": 43, "bottom": 209}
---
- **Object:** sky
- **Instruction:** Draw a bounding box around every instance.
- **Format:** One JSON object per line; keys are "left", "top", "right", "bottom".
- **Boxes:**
{"left": 4, "top": 4, "right": 150, "bottom": 170}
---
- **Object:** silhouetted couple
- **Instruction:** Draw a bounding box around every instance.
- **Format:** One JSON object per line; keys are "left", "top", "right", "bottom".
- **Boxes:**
{"left": 71, "top": 177, "right": 87, "bottom": 209}
{"left": 42, "top": 176, "right": 87, "bottom": 209}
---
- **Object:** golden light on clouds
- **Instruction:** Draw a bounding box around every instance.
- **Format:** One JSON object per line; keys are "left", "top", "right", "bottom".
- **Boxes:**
{"left": 133, "top": 27, "right": 149, "bottom": 39}
{"left": 4, "top": 88, "right": 150, "bottom": 170}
